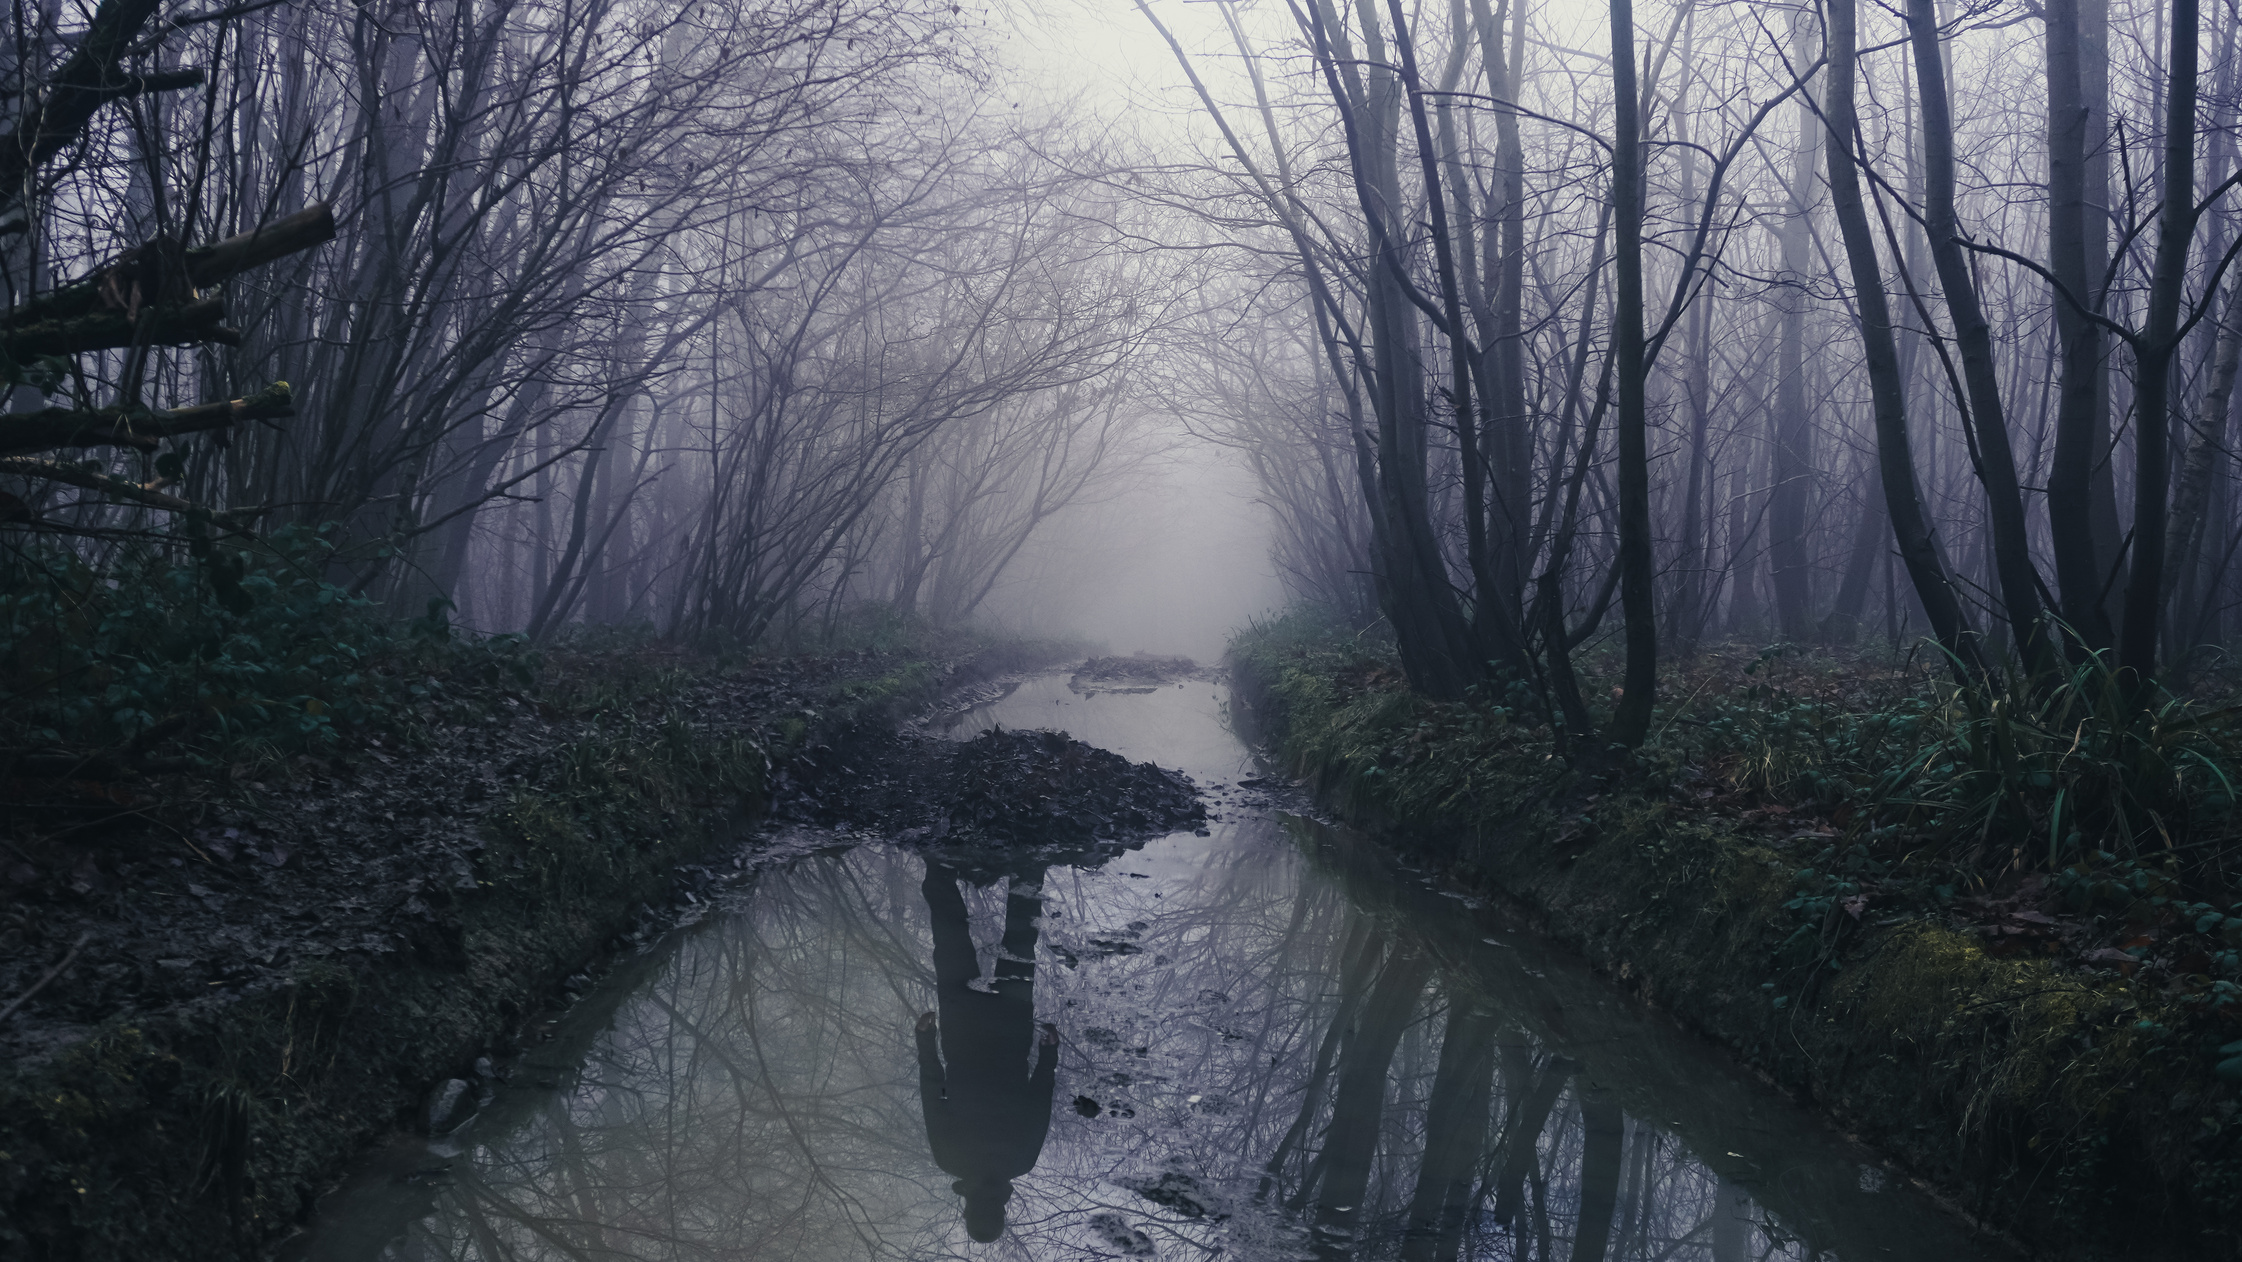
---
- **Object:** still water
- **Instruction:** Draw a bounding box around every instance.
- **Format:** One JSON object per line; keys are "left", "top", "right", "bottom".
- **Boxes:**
{"left": 290, "top": 678, "right": 2008, "bottom": 1261}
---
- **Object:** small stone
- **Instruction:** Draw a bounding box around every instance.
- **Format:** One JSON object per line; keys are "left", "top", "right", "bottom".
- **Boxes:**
{"left": 424, "top": 1078, "right": 475, "bottom": 1134}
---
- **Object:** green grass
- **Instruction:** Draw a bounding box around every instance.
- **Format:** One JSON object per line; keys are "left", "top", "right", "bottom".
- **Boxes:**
{"left": 1229, "top": 608, "right": 2242, "bottom": 1255}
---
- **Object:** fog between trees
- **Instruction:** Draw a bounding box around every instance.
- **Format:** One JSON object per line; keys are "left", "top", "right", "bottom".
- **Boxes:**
{"left": 3, "top": 0, "right": 2238, "bottom": 708}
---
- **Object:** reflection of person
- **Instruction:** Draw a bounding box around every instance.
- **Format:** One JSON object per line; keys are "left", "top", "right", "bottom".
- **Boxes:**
{"left": 916, "top": 861, "right": 1059, "bottom": 1243}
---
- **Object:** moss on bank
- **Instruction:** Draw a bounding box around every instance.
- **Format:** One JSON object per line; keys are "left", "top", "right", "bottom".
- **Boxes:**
{"left": 0, "top": 632, "right": 1066, "bottom": 1262}
{"left": 1228, "top": 614, "right": 2242, "bottom": 1261}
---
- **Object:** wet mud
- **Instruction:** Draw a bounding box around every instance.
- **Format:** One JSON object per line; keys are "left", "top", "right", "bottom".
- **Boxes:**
{"left": 1068, "top": 653, "right": 1209, "bottom": 695}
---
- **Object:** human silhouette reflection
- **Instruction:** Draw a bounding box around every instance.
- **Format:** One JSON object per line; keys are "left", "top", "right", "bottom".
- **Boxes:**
{"left": 915, "top": 861, "right": 1058, "bottom": 1243}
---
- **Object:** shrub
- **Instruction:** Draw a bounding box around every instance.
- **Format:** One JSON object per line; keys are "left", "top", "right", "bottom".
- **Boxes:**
{"left": 1, "top": 526, "right": 531, "bottom": 771}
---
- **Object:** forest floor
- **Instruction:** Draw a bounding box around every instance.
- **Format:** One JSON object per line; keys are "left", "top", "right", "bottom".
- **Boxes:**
{"left": 0, "top": 628, "right": 1218, "bottom": 1261}
{"left": 1227, "top": 613, "right": 2242, "bottom": 1262}
{"left": 1, "top": 642, "right": 922, "bottom": 1071}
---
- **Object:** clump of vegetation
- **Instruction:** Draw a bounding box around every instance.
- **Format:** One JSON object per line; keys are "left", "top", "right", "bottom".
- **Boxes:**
{"left": 1232, "top": 609, "right": 2242, "bottom": 1050}
{"left": 1, "top": 528, "right": 533, "bottom": 780}
{"left": 1235, "top": 609, "right": 2242, "bottom": 1248}
{"left": 1229, "top": 609, "right": 1560, "bottom": 830}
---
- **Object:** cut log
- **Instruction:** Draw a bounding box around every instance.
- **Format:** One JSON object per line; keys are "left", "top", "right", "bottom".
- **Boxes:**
{"left": 0, "top": 456, "right": 203, "bottom": 514}
{"left": 2, "top": 204, "right": 335, "bottom": 329}
{"left": 186, "top": 204, "right": 337, "bottom": 288}
{"left": 2, "top": 297, "right": 235, "bottom": 359}
{"left": 0, "top": 0, "right": 181, "bottom": 208}
{"left": 0, "top": 383, "right": 293, "bottom": 457}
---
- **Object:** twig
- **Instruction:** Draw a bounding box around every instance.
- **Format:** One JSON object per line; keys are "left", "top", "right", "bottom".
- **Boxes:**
{"left": 0, "top": 931, "right": 92, "bottom": 1025}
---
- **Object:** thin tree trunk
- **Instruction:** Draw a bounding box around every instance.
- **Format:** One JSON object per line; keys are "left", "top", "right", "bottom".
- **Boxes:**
{"left": 1608, "top": 0, "right": 1658, "bottom": 747}
{"left": 1768, "top": 6, "right": 1819, "bottom": 641}
{"left": 1673, "top": 298, "right": 1714, "bottom": 657}
{"left": 2118, "top": 0, "right": 2201, "bottom": 684}
{"left": 2045, "top": 0, "right": 2117, "bottom": 650}
{"left": 1820, "top": 467, "right": 1887, "bottom": 643}
{"left": 1489, "top": 1055, "right": 1573, "bottom": 1229}
{"left": 1570, "top": 1087, "right": 1626, "bottom": 1262}
{"left": 2167, "top": 273, "right": 2242, "bottom": 640}
{"left": 1827, "top": 0, "right": 1984, "bottom": 676}
{"left": 1908, "top": 0, "right": 2050, "bottom": 671}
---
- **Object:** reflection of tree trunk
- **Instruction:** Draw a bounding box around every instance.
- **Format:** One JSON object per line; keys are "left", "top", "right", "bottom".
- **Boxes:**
{"left": 1399, "top": 998, "right": 1500, "bottom": 1261}
{"left": 1612, "top": 1124, "right": 1658, "bottom": 1257}
{"left": 1709, "top": 1175, "right": 1751, "bottom": 1262}
{"left": 1570, "top": 1086, "right": 1625, "bottom": 1262}
{"left": 1490, "top": 1054, "right": 1573, "bottom": 1229}
{"left": 1262, "top": 916, "right": 1379, "bottom": 1202}
{"left": 1528, "top": 1164, "right": 1556, "bottom": 1261}
{"left": 1307, "top": 940, "right": 1433, "bottom": 1259}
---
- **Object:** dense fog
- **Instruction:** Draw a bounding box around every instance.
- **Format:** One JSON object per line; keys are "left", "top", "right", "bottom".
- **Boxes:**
{"left": 5, "top": 0, "right": 2239, "bottom": 695}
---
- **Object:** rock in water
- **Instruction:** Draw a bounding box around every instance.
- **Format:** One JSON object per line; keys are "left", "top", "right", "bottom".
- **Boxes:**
{"left": 424, "top": 1078, "right": 475, "bottom": 1135}
{"left": 1116, "top": 1157, "right": 1227, "bottom": 1221}
{"left": 1087, "top": 1211, "right": 1158, "bottom": 1256}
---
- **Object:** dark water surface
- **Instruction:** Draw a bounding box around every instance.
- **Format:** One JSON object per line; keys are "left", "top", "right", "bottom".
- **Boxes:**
{"left": 288, "top": 678, "right": 2008, "bottom": 1261}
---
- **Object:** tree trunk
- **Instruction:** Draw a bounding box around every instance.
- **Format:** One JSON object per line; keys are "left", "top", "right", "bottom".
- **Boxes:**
{"left": 2117, "top": 0, "right": 2201, "bottom": 684}
{"left": 1908, "top": 0, "right": 2050, "bottom": 672}
{"left": 1673, "top": 298, "right": 1714, "bottom": 657}
{"left": 1308, "top": 0, "right": 1481, "bottom": 700}
{"left": 1607, "top": 0, "right": 1659, "bottom": 747}
{"left": 1820, "top": 468, "right": 1887, "bottom": 644}
{"left": 2166, "top": 273, "right": 2242, "bottom": 665}
{"left": 1827, "top": 0, "right": 1984, "bottom": 676}
{"left": 1767, "top": 7, "right": 1818, "bottom": 642}
{"left": 2044, "top": 0, "right": 2118, "bottom": 650}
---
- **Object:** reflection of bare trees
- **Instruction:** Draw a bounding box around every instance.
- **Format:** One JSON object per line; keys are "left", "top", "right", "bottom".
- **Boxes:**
{"left": 333, "top": 822, "right": 1942, "bottom": 1261}
{"left": 1399, "top": 998, "right": 1498, "bottom": 1261}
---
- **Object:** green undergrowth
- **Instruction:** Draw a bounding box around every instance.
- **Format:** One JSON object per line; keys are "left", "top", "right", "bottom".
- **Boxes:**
{"left": 1228, "top": 609, "right": 2242, "bottom": 1259}
{"left": 1, "top": 528, "right": 536, "bottom": 778}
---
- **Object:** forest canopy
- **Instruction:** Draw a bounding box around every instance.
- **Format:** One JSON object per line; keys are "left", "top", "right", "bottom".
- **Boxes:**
{"left": 2, "top": 0, "right": 2240, "bottom": 785}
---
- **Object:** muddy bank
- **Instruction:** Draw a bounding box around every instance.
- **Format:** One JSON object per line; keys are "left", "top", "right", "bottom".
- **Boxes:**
{"left": 0, "top": 636, "right": 1072, "bottom": 1261}
{"left": 776, "top": 716, "right": 1208, "bottom": 877}
{"left": 1226, "top": 645, "right": 2239, "bottom": 1262}
{"left": 1067, "top": 652, "right": 1209, "bottom": 695}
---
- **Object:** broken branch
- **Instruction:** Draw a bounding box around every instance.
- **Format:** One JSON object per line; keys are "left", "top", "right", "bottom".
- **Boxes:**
{"left": 0, "top": 382, "right": 294, "bottom": 457}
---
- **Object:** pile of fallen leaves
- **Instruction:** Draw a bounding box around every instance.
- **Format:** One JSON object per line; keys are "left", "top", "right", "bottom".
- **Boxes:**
{"left": 946, "top": 728, "right": 1204, "bottom": 845}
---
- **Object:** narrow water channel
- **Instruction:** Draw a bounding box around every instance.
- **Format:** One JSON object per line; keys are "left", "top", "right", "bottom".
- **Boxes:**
{"left": 289, "top": 678, "right": 2007, "bottom": 1261}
